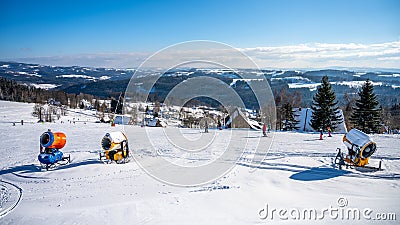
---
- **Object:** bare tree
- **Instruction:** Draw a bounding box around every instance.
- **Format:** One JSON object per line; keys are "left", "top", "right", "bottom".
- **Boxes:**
{"left": 32, "top": 103, "right": 44, "bottom": 122}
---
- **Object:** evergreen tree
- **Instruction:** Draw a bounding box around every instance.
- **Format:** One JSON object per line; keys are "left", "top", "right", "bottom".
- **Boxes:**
{"left": 310, "top": 76, "right": 342, "bottom": 131}
{"left": 94, "top": 99, "right": 100, "bottom": 110}
{"left": 281, "top": 103, "right": 300, "bottom": 131}
{"left": 110, "top": 96, "right": 123, "bottom": 114}
{"left": 153, "top": 101, "right": 161, "bottom": 118}
{"left": 350, "top": 79, "right": 381, "bottom": 133}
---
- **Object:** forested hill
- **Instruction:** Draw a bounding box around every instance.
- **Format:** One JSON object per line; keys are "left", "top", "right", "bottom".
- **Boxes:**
{"left": 0, "top": 77, "right": 98, "bottom": 108}
{"left": 1, "top": 61, "right": 400, "bottom": 108}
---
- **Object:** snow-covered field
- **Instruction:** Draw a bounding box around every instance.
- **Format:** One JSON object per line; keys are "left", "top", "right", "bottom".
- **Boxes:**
{"left": 0, "top": 100, "right": 399, "bottom": 224}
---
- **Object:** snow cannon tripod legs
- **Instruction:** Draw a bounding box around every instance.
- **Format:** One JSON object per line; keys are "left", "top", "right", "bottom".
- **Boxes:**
{"left": 334, "top": 148, "right": 346, "bottom": 169}
{"left": 335, "top": 129, "right": 383, "bottom": 171}
{"left": 334, "top": 148, "right": 382, "bottom": 171}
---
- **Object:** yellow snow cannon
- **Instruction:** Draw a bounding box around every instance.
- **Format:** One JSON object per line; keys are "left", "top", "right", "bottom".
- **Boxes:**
{"left": 335, "top": 128, "right": 381, "bottom": 170}
{"left": 99, "top": 131, "right": 129, "bottom": 163}
{"left": 342, "top": 128, "right": 376, "bottom": 167}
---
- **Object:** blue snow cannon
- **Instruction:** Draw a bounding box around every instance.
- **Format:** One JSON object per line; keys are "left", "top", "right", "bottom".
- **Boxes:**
{"left": 38, "top": 148, "right": 64, "bottom": 164}
{"left": 38, "top": 130, "right": 70, "bottom": 170}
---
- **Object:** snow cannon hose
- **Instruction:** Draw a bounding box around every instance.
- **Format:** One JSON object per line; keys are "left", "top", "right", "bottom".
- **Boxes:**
{"left": 40, "top": 131, "right": 66, "bottom": 149}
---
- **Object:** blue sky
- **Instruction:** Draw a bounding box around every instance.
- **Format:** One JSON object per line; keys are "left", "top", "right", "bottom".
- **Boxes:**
{"left": 0, "top": 0, "right": 399, "bottom": 68}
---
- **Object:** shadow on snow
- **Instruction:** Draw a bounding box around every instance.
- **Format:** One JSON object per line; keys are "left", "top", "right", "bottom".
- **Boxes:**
{"left": 0, "top": 164, "right": 43, "bottom": 179}
{"left": 238, "top": 161, "right": 350, "bottom": 181}
{"left": 0, "top": 159, "right": 103, "bottom": 178}
{"left": 289, "top": 167, "right": 350, "bottom": 181}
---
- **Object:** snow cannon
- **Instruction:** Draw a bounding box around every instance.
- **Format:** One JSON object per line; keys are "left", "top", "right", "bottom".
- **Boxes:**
{"left": 40, "top": 131, "right": 66, "bottom": 149}
{"left": 38, "top": 130, "right": 70, "bottom": 170}
{"left": 100, "top": 131, "right": 129, "bottom": 163}
{"left": 342, "top": 128, "right": 377, "bottom": 167}
{"left": 334, "top": 128, "right": 382, "bottom": 171}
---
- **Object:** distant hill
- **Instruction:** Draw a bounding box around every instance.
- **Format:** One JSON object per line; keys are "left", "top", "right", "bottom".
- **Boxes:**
{"left": 1, "top": 61, "right": 399, "bottom": 107}
{"left": 64, "top": 79, "right": 130, "bottom": 98}
{"left": 0, "top": 61, "right": 135, "bottom": 90}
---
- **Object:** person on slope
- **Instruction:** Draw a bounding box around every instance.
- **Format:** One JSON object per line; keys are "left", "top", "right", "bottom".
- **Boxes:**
{"left": 262, "top": 123, "right": 267, "bottom": 137}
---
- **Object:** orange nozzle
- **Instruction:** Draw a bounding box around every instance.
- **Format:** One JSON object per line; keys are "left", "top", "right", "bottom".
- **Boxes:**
{"left": 40, "top": 131, "right": 66, "bottom": 149}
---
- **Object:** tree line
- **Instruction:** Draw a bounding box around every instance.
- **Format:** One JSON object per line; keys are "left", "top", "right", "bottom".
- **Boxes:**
{"left": 0, "top": 77, "right": 67, "bottom": 104}
{"left": 275, "top": 75, "right": 400, "bottom": 133}
{"left": 0, "top": 77, "right": 107, "bottom": 109}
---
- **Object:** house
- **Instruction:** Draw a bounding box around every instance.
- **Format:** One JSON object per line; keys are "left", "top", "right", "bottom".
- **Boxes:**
{"left": 113, "top": 115, "right": 132, "bottom": 125}
{"left": 225, "top": 108, "right": 262, "bottom": 130}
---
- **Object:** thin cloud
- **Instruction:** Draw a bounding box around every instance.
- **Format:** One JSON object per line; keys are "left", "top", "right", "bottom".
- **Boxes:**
{"left": 240, "top": 41, "right": 400, "bottom": 69}
{"left": 8, "top": 41, "right": 400, "bottom": 69}
{"left": 12, "top": 52, "right": 150, "bottom": 68}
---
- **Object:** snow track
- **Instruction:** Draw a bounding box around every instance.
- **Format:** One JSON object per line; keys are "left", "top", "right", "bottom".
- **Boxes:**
{"left": 0, "top": 101, "right": 399, "bottom": 224}
{"left": 0, "top": 180, "right": 22, "bottom": 219}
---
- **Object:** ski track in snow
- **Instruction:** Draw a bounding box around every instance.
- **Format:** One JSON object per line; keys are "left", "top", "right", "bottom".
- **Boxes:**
{"left": 0, "top": 100, "right": 399, "bottom": 224}
{"left": 0, "top": 180, "right": 23, "bottom": 219}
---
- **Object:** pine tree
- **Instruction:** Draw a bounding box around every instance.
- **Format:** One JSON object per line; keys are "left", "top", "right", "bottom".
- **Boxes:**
{"left": 350, "top": 79, "right": 381, "bottom": 133}
{"left": 282, "top": 103, "right": 300, "bottom": 131}
{"left": 310, "top": 76, "right": 342, "bottom": 131}
{"left": 94, "top": 99, "right": 100, "bottom": 110}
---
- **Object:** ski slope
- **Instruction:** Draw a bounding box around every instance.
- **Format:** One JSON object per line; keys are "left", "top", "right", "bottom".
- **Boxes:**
{"left": 0, "top": 100, "right": 399, "bottom": 224}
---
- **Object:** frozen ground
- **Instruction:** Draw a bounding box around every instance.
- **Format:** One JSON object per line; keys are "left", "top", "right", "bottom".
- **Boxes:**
{"left": 0, "top": 100, "right": 399, "bottom": 224}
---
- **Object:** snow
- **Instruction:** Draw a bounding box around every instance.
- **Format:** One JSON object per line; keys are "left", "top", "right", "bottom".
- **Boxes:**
{"left": 271, "top": 70, "right": 285, "bottom": 77}
{"left": 353, "top": 72, "right": 367, "bottom": 77}
{"left": 16, "top": 72, "right": 42, "bottom": 77}
{"left": 271, "top": 76, "right": 312, "bottom": 82}
{"left": 250, "top": 71, "right": 265, "bottom": 76}
{"left": 198, "top": 68, "right": 240, "bottom": 78}
{"left": 331, "top": 81, "right": 383, "bottom": 88}
{"left": 229, "top": 79, "right": 264, "bottom": 86}
{"left": 56, "top": 74, "right": 96, "bottom": 80}
{"left": 28, "top": 83, "right": 59, "bottom": 90}
{"left": 163, "top": 71, "right": 194, "bottom": 77}
{"left": 288, "top": 81, "right": 385, "bottom": 91}
{"left": 0, "top": 100, "right": 399, "bottom": 224}
{"left": 99, "top": 76, "right": 111, "bottom": 80}
{"left": 378, "top": 74, "right": 400, "bottom": 78}
{"left": 288, "top": 82, "right": 320, "bottom": 91}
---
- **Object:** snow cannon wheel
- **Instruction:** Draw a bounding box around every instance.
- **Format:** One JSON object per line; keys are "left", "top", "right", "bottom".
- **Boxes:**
{"left": 63, "top": 154, "right": 71, "bottom": 163}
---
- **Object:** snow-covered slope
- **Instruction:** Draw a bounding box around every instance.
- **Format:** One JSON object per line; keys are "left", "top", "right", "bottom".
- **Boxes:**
{"left": 0, "top": 101, "right": 399, "bottom": 224}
